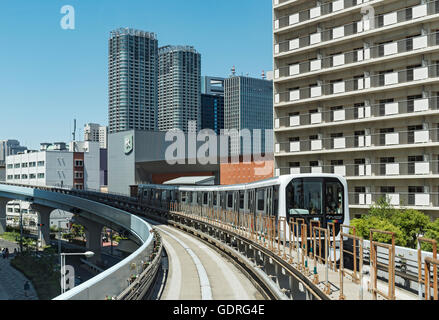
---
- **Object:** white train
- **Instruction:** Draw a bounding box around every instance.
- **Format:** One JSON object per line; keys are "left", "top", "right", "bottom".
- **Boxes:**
{"left": 137, "top": 174, "right": 350, "bottom": 238}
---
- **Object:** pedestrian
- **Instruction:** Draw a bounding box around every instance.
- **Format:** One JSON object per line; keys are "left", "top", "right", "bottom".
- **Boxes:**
{"left": 24, "top": 281, "right": 30, "bottom": 297}
{"left": 13, "top": 248, "right": 17, "bottom": 256}
{"left": 5, "top": 248, "right": 9, "bottom": 259}
{"left": 2, "top": 248, "right": 5, "bottom": 259}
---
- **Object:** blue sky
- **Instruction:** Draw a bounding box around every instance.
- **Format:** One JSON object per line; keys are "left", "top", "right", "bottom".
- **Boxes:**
{"left": 0, "top": 0, "right": 273, "bottom": 149}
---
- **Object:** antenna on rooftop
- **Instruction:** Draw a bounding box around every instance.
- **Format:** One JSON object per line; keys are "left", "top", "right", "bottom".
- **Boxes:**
{"left": 72, "top": 119, "right": 77, "bottom": 141}
{"left": 262, "top": 70, "right": 266, "bottom": 79}
{"left": 231, "top": 65, "right": 236, "bottom": 76}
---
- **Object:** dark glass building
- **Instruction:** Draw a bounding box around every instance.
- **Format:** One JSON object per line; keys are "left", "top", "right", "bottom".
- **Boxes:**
{"left": 201, "top": 94, "right": 224, "bottom": 135}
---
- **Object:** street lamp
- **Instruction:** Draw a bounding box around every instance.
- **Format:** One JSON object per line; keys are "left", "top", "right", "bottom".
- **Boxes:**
{"left": 60, "top": 251, "right": 94, "bottom": 294}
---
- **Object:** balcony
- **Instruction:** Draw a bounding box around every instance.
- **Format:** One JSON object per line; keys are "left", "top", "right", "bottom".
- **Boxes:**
{"left": 274, "top": 65, "right": 439, "bottom": 106}
{"left": 274, "top": 97, "right": 437, "bottom": 131}
{"left": 349, "top": 192, "right": 436, "bottom": 207}
{"left": 274, "top": 1, "right": 439, "bottom": 56}
{"left": 275, "top": 0, "right": 371, "bottom": 31}
{"left": 274, "top": 32, "right": 439, "bottom": 81}
{"left": 276, "top": 160, "right": 439, "bottom": 179}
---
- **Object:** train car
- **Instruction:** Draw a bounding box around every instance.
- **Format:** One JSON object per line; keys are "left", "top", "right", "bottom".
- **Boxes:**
{"left": 138, "top": 173, "right": 349, "bottom": 238}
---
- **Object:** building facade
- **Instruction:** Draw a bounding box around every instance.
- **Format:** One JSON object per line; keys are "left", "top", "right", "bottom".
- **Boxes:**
{"left": 273, "top": 0, "right": 439, "bottom": 219}
{"left": 201, "top": 94, "right": 224, "bottom": 135}
{"left": 6, "top": 141, "right": 101, "bottom": 190}
{"left": 108, "top": 28, "right": 158, "bottom": 134}
{"left": 158, "top": 46, "right": 201, "bottom": 132}
{"left": 84, "top": 123, "right": 108, "bottom": 149}
{"left": 224, "top": 76, "right": 274, "bottom": 155}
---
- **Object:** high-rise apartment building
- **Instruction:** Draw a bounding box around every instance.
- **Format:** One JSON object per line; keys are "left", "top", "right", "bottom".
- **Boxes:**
{"left": 224, "top": 76, "right": 273, "bottom": 155}
{"left": 158, "top": 46, "right": 201, "bottom": 132}
{"left": 84, "top": 123, "right": 108, "bottom": 149}
{"left": 108, "top": 28, "right": 158, "bottom": 134}
{"left": 273, "top": 0, "right": 439, "bottom": 219}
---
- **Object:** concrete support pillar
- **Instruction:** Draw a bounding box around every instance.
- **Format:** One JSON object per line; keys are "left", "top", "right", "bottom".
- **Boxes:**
{"left": 74, "top": 216, "right": 103, "bottom": 265}
{"left": 0, "top": 198, "right": 9, "bottom": 234}
{"left": 31, "top": 204, "right": 53, "bottom": 248}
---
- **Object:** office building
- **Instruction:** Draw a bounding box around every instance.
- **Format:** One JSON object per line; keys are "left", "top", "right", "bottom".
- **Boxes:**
{"left": 84, "top": 123, "right": 108, "bottom": 149}
{"left": 201, "top": 94, "right": 224, "bottom": 135}
{"left": 202, "top": 76, "right": 225, "bottom": 96}
{"left": 224, "top": 75, "right": 274, "bottom": 155}
{"left": 6, "top": 141, "right": 101, "bottom": 190}
{"left": 273, "top": 0, "right": 439, "bottom": 219}
{"left": 158, "top": 45, "right": 201, "bottom": 132}
{"left": 0, "top": 140, "right": 27, "bottom": 165}
{"left": 108, "top": 28, "right": 158, "bottom": 134}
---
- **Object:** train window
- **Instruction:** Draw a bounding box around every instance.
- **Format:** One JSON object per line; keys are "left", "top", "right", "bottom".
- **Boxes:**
{"left": 203, "top": 192, "right": 208, "bottom": 205}
{"left": 193, "top": 192, "right": 197, "bottom": 204}
{"left": 286, "top": 178, "right": 323, "bottom": 215}
{"left": 247, "top": 191, "right": 251, "bottom": 210}
{"left": 162, "top": 191, "right": 167, "bottom": 201}
{"left": 239, "top": 192, "right": 245, "bottom": 209}
{"left": 325, "top": 181, "right": 344, "bottom": 215}
{"left": 181, "top": 192, "right": 187, "bottom": 202}
{"left": 227, "top": 193, "right": 233, "bottom": 208}
{"left": 257, "top": 189, "right": 265, "bottom": 211}
{"left": 213, "top": 192, "right": 217, "bottom": 206}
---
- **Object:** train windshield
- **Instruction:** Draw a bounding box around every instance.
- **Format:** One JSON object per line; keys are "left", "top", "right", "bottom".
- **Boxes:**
{"left": 286, "top": 177, "right": 344, "bottom": 217}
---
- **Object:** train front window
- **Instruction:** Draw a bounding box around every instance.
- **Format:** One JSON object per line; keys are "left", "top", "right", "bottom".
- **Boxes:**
{"left": 287, "top": 179, "right": 322, "bottom": 215}
{"left": 286, "top": 178, "right": 344, "bottom": 217}
{"left": 325, "top": 181, "right": 344, "bottom": 215}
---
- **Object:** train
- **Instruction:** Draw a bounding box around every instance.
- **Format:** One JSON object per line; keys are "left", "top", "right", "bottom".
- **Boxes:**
{"left": 136, "top": 173, "right": 349, "bottom": 238}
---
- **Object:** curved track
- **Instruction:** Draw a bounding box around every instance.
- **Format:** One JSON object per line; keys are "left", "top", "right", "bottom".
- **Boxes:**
{"left": 156, "top": 225, "right": 264, "bottom": 300}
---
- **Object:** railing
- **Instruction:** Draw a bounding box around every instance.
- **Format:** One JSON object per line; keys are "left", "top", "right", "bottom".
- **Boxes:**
{"left": 116, "top": 231, "right": 163, "bottom": 300}
{"left": 274, "top": 32, "right": 439, "bottom": 80}
{"left": 276, "top": 160, "right": 439, "bottom": 178}
{"left": 275, "top": 97, "right": 437, "bottom": 129}
{"left": 166, "top": 201, "right": 437, "bottom": 299}
{"left": 417, "top": 238, "right": 437, "bottom": 300}
{"left": 339, "top": 226, "right": 364, "bottom": 300}
{"left": 275, "top": 0, "right": 374, "bottom": 30}
{"left": 275, "top": 127, "right": 439, "bottom": 154}
{"left": 369, "top": 229, "right": 396, "bottom": 300}
{"left": 349, "top": 192, "right": 439, "bottom": 208}
{"left": 275, "top": 32, "right": 439, "bottom": 80}
{"left": 275, "top": 0, "right": 439, "bottom": 55}
{"left": 275, "top": 64, "right": 439, "bottom": 105}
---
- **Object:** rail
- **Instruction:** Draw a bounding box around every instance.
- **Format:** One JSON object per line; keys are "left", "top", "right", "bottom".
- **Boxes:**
{"left": 116, "top": 231, "right": 163, "bottom": 300}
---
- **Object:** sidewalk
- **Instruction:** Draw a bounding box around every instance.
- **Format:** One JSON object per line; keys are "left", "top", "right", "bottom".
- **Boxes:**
{"left": 0, "top": 240, "right": 38, "bottom": 300}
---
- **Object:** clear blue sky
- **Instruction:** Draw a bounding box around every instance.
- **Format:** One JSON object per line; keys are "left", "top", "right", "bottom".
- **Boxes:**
{"left": 0, "top": 0, "right": 273, "bottom": 150}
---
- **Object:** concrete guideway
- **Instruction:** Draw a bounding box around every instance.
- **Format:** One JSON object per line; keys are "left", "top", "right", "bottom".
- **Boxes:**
{"left": 156, "top": 225, "right": 264, "bottom": 300}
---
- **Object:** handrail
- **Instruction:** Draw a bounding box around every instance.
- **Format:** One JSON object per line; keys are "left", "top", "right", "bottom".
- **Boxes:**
{"left": 417, "top": 237, "right": 437, "bottom": 300}
{"left": 370, "top": 229, "right": 396, "bottom": 300}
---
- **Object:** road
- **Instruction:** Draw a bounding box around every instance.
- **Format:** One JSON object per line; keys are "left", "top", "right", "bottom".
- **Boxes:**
{"left": 155, "top": 224, "right": 264, "bottom": 300}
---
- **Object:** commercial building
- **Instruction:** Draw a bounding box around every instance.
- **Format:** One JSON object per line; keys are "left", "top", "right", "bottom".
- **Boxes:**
{"left": 108, "top": 130, "right": 221, "bottom": 195}
{"left": 158, "top": 45, "right": 201, "bottom": 132}
{"left": 108, "top": 28, "right": 158, "bottom": 134}
{"left": 6, "top": 141, "right": 101, "bottom": 190}
{"left": 273, "top": 0, "right": 439, "bottom": 219}
{"left": 202, "top": 76, "right": 225, "bottom": 96}
{"left": 201, "top": 76, "right": 225, "bottom": 135}
{"left": 84, "top": 123, "right": 108, "bottom": 149}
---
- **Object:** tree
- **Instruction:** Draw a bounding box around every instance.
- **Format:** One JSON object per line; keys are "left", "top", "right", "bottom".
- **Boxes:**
{"left": 389, "top": 209, "right": 431, "bottom": 249}
{"left": 369, "top": 197, "right": 399, "bottom": 219}
{"left": 422, "top": 219, "right": 439, "bottom": 251}
{"left": 350, "top": 216, "right": 407, "bottom": 247}
{"left": 70, "top": 224, "right": 85, "bottom": 241}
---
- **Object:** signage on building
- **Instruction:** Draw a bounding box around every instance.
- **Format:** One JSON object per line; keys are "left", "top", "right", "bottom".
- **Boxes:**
{"left": 124, "top": 134, "right": 133, "bottom": 155}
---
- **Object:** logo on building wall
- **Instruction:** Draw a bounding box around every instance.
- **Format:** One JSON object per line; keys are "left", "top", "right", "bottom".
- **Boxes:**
{"left": 124, "top": 135, "right": 133, "bottom": 155}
